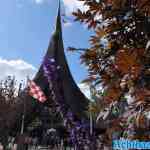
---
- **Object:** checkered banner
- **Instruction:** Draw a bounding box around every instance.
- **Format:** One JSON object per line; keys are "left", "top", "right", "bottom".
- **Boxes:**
{"left": 28, "top": 79, "right": 47, "bottom": 103}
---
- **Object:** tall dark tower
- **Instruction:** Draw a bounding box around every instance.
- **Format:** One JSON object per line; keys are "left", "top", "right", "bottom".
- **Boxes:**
{"left": 35, "top": 3, "right": 89, "bottom": 117}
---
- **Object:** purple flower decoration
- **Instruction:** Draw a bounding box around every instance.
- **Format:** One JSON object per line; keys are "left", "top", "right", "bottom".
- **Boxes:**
{"left": 42, "top": 56, "right": 97, "bottom": 149}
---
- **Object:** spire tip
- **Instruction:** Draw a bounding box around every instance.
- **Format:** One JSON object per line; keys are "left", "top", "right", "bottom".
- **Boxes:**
{"left": 55, "top": 0, "right": 62, "bottom": 33}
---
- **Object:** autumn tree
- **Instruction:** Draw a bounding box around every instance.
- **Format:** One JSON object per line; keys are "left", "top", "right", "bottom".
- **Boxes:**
{"left": 71, "top": 0, "right": 150, "bottom": 147}
{"left": 0, "top": 76, "right": 20, "bottom": 147}
{"left": 0, "top": 76, "right": 63, "bottom": 148}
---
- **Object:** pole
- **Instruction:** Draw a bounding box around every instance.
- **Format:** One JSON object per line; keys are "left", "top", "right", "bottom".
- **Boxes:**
{"left": 20, "top": 76, "right": 28, "bottom": 135}
{"left": 20, "top": 114, "right": 25, "bottom": 135}
{"left": 17, "top": 82, "right": 26, "bottom": 150}
{"left": 19, "top": 82, "right": 25, "bottom": 135}
{"left": 90, "top": 111, "right": 93, "bottom": 135}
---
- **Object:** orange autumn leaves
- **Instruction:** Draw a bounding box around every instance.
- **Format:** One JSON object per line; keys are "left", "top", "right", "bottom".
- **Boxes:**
{"left": 134, "top": 88, "right": 150, "bottom": 102}
{"left": 102, "top": 48, "right": 144, "bottom": 103}
{"left": 104, "top": 86, "right": 121, "bottom": 103}
{"left": 115, "top": 49, "right": 143, "bottom": 79}
{"left": 81, "top": 47, "right": 147, "bottom": 104}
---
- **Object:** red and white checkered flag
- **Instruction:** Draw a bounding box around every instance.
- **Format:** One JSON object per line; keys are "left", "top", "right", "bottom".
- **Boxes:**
{"left": 27, "top": 79, "right": 47, "bottom": 103}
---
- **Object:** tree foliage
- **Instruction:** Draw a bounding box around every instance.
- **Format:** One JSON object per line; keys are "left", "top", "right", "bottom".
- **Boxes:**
{"left": 0, "top": 76, "right": 62, "bottom": 142}
{"left": 0, "top": 76, "right": 21, "bottom": 146}
{"left": 72, "top": 0, "right": 150, "bottom": 146}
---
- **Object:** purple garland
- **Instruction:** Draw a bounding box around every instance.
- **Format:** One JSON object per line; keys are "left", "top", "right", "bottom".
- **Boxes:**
{"left": 42, "top": 56, "right": 97, "bottom": 149}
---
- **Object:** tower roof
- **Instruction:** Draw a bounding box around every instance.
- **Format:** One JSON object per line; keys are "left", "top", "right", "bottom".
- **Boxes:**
{"left": 34, "top": 4, "right": 89, "bottom": 117}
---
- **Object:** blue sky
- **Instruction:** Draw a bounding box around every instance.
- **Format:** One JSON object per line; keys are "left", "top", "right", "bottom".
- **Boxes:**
{"left": 0, "top": 0, "right": 92, "bottom": 86}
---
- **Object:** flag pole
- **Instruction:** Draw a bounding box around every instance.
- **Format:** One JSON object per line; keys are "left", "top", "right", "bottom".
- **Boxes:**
{"left": 20, "top": 82, "right": 25, "bottom": 135}
{"left": 20, "top": 77, "right": 29, "bottom": 135}
{"left": 20, "top": 111, "right": 25, "bottom": 135}
{"left": 90, "top": 111, "right": 93, "bottom": 135}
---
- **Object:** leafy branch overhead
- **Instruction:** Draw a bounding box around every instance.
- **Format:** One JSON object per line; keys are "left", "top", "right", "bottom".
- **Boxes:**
{"left": 72, "top": 0, "right": 150, "bottom": 144}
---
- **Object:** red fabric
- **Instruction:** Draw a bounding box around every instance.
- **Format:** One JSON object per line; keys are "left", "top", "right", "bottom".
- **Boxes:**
{"left": 28, "top": 80, "right": 47, "bottom": 103}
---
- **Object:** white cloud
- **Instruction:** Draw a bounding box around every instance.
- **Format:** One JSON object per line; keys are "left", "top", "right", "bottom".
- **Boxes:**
{"left": 78, "top": 83, "right": 91, "bottom": 99}
{"left": 0, "top": 58, "right": 36, "bottom": 83}
{"left": 63, "top": 21, "right": 72, "bottom": 27}
{"left": 33, "top": 0, "right": 51, "bottom": 5}
{"left": 62, "top": 0, "right": 88, "bottom": 14}
{"left": 34, "top": 0, "right": 44, "bottom": 4}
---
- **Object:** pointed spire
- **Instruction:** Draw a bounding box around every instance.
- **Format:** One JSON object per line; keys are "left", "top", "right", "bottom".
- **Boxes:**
{"left": 41, "top": 1, "right": 89, "bottom": 117}
{"left": 32, "top": 0, "right": 89, "bottom": 117}
{"left": 55, "top": 0, "right": 62, "bottom": 35}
